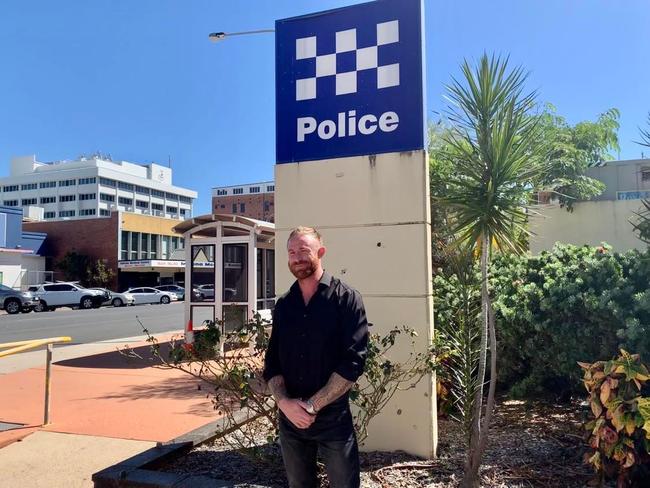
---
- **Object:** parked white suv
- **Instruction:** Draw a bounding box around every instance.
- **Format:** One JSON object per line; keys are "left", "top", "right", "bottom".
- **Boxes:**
{"left": 32, "top": 282, "right": 105, "bottom": 312}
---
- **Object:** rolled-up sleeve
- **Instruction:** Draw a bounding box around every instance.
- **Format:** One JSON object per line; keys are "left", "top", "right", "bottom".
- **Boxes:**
{"left": 335, "top": 290, "right": 369, "bottom": 383}
{"left": 262, "top": 306, "right": 282, "bottom": 382}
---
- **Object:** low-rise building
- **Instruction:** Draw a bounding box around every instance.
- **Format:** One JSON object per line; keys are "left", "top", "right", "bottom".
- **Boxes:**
{"left": 212, "top": 181, "right": 275, "bottom": 222}
{"left": 24, "top": 211, "right": 186, "bottom": 291}
{"left": 530, "top": 158, "right": 650, "bottom": 252}
{"left": 0, "top": 206, "right": 47, "bottom": 289}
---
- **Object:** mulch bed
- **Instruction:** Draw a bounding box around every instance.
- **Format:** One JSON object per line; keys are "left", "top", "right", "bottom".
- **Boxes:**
{"left": 162, "top": 399, "right": 596, "bottom": 487}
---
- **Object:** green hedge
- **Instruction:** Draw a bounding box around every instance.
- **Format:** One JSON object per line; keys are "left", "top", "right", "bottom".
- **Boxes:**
{"left": 434, "top": 244, "right": 650, "bottom": 398}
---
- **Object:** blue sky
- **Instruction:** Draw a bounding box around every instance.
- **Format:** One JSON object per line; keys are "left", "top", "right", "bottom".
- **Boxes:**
{"left": 1, "top": 0, "right": 649, "bottom": 215}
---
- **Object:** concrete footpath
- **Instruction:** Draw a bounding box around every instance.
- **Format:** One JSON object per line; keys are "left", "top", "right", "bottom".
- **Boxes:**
{"left": 0, "top": 330, "right": 219, "bottom": 488}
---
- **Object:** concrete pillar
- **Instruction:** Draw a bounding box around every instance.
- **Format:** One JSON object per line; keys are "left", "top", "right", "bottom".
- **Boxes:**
{"left": 275, "top": 150, "right": 437, "bottom": 458}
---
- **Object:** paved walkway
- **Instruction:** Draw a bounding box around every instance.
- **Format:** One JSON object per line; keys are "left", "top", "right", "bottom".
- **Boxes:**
{"left": 0, "top": 330, "right": 220, "bottom": 487}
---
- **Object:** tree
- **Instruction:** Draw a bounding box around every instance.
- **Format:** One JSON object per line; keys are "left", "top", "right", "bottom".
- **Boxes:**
{"left": 630, "top": 114, "right": 650, "bottom": 246}
{"left": 56, "top": 252, "right": 90, "bottom": 283}
{"left": 438, "top": 54, "right": 547, "bottom": 487}
{"left": 86, "top": 259, "right": 115, "bottom": 288}
{"left": 638, "top": 112, "right": 650, "bottom": 148}
{"left": 538, "top": 105, "right": 620, "bottom": 210}
{"left": 56, "top": 252, "right": 115, "bottom": 287}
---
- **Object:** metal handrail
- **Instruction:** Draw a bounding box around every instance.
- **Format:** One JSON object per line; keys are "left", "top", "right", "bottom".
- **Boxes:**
{"left": 0, "top": 336, "right": 72, "bottom": 425}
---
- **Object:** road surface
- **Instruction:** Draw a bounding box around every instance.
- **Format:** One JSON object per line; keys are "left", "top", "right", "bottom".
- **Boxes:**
{"left": 0, "top": 302, "right": 185, "bottom": 345}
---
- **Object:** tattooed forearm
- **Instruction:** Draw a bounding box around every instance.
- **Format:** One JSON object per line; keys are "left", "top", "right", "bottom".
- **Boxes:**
{"left": 309, "top": 373, "right": 353, "bottom": 412}
{"left": 268, "top": 375, "right": 289, "bottom": 404}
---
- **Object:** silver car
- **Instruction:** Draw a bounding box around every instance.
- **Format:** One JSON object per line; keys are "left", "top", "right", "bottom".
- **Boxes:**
{"left": 0, "top": 284, "right": 39, "bottom": 314}
{"left": 124, "top": 287, "right": 177, "bottom": 305}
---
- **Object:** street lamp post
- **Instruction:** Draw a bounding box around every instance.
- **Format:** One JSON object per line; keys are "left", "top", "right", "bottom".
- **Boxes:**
{"left": 208, "top": 29, "right": 275, "bottom": 43}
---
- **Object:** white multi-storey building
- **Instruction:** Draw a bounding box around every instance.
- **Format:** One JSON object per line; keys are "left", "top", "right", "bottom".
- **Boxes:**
{"left": 1, "top": 154, "right": 197, "bottom": 221}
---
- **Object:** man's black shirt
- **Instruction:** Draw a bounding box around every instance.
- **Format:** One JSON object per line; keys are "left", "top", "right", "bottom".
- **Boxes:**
{"left": 263, "top": 271, "right": 369, "bottom": 416}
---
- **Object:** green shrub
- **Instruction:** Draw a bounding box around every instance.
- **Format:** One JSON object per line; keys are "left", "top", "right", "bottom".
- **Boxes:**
{"left": 434, "top": 244, "right": 650, "bottom": 398}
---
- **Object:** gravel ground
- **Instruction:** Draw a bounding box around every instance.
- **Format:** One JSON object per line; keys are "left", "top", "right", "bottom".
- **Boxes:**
{"left": 162, "top": 399, "right": 595, "bottom": 487}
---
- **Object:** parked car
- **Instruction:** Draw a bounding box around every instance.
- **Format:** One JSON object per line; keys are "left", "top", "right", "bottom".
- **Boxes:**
{"left": 193, "top": 284, "right": 215, "bottom": 300}
{"left": 155, "top": 285, "right": 185, "bottom": 300}
{"left": 0, "top": 284, "right": 40, "bottom": 314}
{"left": 88, "top": 288, "right": 135, "bottom": 307}
{"left": 31, "top": 282, "right": 105, "bottom": 311}
{"left": 124, "top": 287, "right": 177, "bottom": 305}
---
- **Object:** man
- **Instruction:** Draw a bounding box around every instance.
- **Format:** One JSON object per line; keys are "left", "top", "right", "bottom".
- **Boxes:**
{"left": 263, "top": 226, "right": 369, "bottom": 488}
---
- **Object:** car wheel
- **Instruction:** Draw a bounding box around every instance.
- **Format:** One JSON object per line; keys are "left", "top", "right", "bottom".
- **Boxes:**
{"left": 112, "top": 298, "right": 123, "bottom": 307}
{"left": 4, "top": 298, "right": 21, "bottom": 315}
{"left": 34, "top": 300, "right": 47, "bottom": 313}
{"left": 80, "top": 296, "right": 94, "bottom": 309}
{"left": 160, "top": 295, "right": 170, "bottom": 304}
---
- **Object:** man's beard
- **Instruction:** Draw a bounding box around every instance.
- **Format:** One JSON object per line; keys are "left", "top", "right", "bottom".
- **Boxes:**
{"left": 289, "top": 259, "right": 316, "bottom": 280}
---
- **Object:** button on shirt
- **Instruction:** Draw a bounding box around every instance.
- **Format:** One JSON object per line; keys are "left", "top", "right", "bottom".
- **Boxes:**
{"left": 263, "top": 272, "right": 369, "bottom": 415}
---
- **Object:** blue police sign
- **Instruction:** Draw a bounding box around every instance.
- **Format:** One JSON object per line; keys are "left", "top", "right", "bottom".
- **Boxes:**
{"left": 275, "top": 0, "right": 425, "bottom": 164}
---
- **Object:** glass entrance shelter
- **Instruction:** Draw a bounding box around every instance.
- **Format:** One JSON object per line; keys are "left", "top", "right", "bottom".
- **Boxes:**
{"left": 173, "top": 214, "right": 275, "bottom": 344}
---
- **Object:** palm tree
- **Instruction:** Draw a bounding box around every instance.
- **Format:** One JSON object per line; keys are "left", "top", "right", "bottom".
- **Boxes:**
{"left": 439, "top": 54, "right": 547, "bottom": 487}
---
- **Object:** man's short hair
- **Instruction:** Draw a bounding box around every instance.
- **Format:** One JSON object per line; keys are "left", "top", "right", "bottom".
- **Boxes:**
{"left": 287, "top": 226, "right": 323, "bottom": 246}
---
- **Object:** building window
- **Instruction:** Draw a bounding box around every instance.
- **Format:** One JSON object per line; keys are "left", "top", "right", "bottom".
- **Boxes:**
{"left": 59, "top": 194, "right": 76, "bottom": 202}
{"left": 264, "top": 201, "right": 270, "bottom": 212}
{"left": 59, "top": 210, "right": 75, "bottom": 217}
{"left": 118, "top": 197, "right": 133, "bottom": 206}
{"left": 140, "top": 233, "right": 149, "bottom": 259}
{"left": 99, "top": 177, "right": 117, "bottom": 187}
{"left": 79, "top": 193, "right": 96, "bottom": 201}
{"left": 150, "top": 234, "right": 158, "bottom": 259}
{"left": 44, "top": 211, "right": 56, "bottom": 219}
{"left": 118, "top": 181, "right": 134, "bottom": 191}
{"left": 21, "top": 183, "right": 38, "bottom": 191}
{"left": 3, "top": 200, "right": 18, "bottom": 206}
{"left": 220, "top": 204, "right": 225, "bottom": 209}
{"left": 121, "top": 231, "right": 129, "bottom": 260}
{"left": 240, "top": 203, "right": 245, "bottom": 213}
{"left": 130, "top": 232, "right": 139, "bottom": 259}
{"left": 267, "top": 185, "right": 275, "bottom": 192}
{"left": 21, "top": 198, "right": 37, "bottom": 205}
{"left": 180, "top": 208, "right": 187, "bottom": 216}
{"left": 166, "top": 206, "right": 178, "bottom": 214}
{"left": 151, "top": 189, "right": 165, "bottom": 198}
{"left": 59, "top": 179, "right": 76, "bottom": 187}
{"left": 40, "top": 196, "right": 56, "bottom": 204}
{"left": 100, "top": 193, "right": 115, "bottom": 202}
{"left": 78, "top": 177, "right": 96, "bottom": 185}
{"left": 232, "top": 203, "right": 237, "bottom": 213}
{"left": 100, "top": 209, "right": 111, "bottom": 217}
{"left": 152, "top": 203, "right": 163, "bottom": 211}
{"left": 80, "top": 209, "right": 96, "bottom": 216}
{"left": 165, "top": 192, "right": 178, "bottom": 200}
{"left": 250, "top": 186, "right": 260, "bottom": 193}
{"left": 179, "top": 195, "right": 191, "bottom": 203}
{"left": 642, "top": 168, "right": 650, "bottom": 182}
{"left": 233, "top": 188, "right": 244, "bottom": 195}
{"left": 136, "top": 185, "right": 150, "bottom": 195}
{"left": 40, "top": 181, "right": 56, "bottom": 189}
{"left": 3, "top": 185, "right": 18, "bottom": 192}
{"left": 216, "top": 189, "right": 227, "bottom": 196}
{"left": 136, "top": 200, "right": 149, "bottom": 209}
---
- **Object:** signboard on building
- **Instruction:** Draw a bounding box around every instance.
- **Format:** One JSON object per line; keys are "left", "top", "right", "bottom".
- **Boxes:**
{"left": 275, "top": 0, "right": 425, "bottom": 164}
{"left": 118, "top": 260, "right": 185, "bottom": 269}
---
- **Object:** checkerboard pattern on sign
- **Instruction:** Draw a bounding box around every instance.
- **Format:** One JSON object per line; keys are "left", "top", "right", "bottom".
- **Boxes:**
{"left": 295, "top": 20, "right": 400, "bottom": 101}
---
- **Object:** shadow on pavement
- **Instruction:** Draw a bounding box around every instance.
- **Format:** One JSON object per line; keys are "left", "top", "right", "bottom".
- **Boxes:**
{"left": 54, "top": 342, "right": 174, "bottom": 370}
{"left": 88, "top": 375, "right": 216, "bottom": 416}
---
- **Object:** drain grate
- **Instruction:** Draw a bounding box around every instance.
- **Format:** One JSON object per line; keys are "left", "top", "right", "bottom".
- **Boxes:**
{"left": 0, "top": 421, "right": 25, "bottom": 432}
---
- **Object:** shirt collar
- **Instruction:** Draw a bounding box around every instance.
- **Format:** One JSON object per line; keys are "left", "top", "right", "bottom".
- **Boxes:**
{"left": 289, "top": 270, "right": 332, "bottom": 295}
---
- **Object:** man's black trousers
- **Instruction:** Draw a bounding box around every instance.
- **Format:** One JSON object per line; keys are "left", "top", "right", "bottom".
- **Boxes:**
{"left": 278, "top": 409, "right": 360, "bottom": 488}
